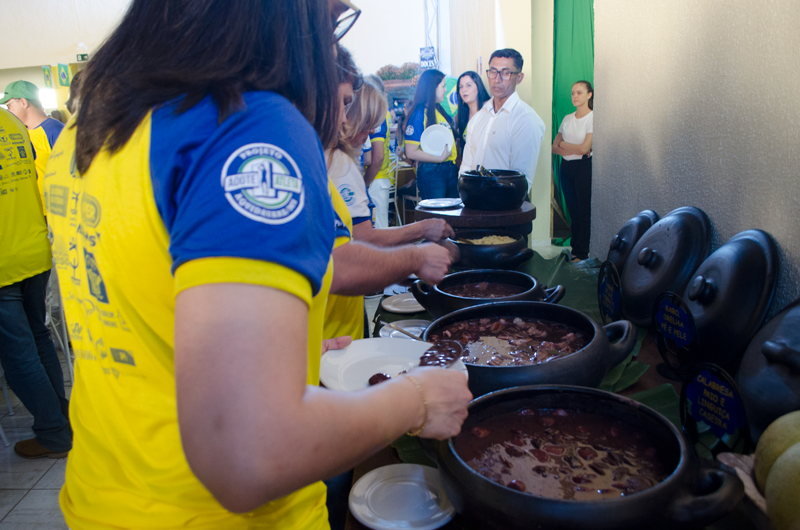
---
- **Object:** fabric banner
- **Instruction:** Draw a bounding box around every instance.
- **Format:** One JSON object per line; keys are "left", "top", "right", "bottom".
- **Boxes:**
{"left": 42, "top": 66, "right": 53, "bottom": 88}
{"left": 57, "top": 64, "right": 70, "bottom": 87}
{"left": 552, "top": 0, "right": 594, "bottom": 230}
{"left": 443, "top": 76, "right": 458, "bottom": 119}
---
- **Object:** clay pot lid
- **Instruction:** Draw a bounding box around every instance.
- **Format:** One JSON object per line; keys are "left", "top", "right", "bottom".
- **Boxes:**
{"left": 606, "top": 210, "right": 660, "bottom": 273}
{"left": 620, "top": 207, "right": 712, "bottom": 327}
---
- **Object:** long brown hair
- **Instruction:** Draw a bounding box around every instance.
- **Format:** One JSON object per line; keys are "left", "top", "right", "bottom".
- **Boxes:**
{"left": 75, "top": 0, "right": 340, "bottom": 174}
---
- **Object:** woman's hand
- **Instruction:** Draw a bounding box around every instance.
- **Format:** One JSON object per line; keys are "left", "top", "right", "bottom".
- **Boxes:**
{"left": 404, "top": 367, "right": 472, "bottom": 440}
{"left": 438, "top": 145, "right": 451, "bottom": 163}
{"left": 322, "top": 336, "right": 352, "bottom": 355}
{"left": 418, "top": 219, "right": 455, "bottom": 242}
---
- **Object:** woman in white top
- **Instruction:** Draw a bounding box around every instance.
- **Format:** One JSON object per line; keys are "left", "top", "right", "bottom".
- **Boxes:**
{"left": 553, "top": 80, "right": 593, "bottom": 262}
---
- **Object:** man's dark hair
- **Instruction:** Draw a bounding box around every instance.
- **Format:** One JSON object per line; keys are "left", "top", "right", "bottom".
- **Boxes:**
{"left": 490, "top": 48, "right": 524, "bottom": 71}
{"left": 74, "top": 0, "right": 340, "bottom": 174}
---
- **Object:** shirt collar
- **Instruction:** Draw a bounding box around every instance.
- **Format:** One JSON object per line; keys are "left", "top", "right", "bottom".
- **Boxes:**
{"left": 486, "top": 91, "right": 521, "bottom": 116}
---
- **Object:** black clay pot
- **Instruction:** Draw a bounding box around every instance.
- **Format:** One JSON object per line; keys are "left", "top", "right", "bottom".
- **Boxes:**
{"left": 427, "top": 385, "right": 743, "bottom": 530}
{"left": 620, "top": 207, "right": 712, "bottom": 327}
{"left": 606, "top": 210, "right": 660, "bottom": 274}
{"left": 458, "top": 169, "right": 528, "bottom": 211}
{"left": 449, "top": 230, "right": 534, "bottom": 270}
{"left": 422, "top": 302, "right": 637, "bottom": 397}
{"left": 684, "top": 229, "right": 779, "bottom": 372}
{"left": 412, "top": 270, "right": 565, "bottom": 320}
{"left": 737, "top": 298, "right": 800, "bottom": 443}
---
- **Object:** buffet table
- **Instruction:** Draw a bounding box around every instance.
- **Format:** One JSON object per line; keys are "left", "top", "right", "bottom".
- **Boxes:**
{"left": 344, "top": 253, "right": 757, "bottom": 530}
{"left": 414, "top": 201, "right": 536, "bottom": 228}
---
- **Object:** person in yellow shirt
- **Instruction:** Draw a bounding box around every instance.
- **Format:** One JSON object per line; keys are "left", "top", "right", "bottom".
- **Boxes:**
{"left": 402, "top": 69, "right": 459, "bottom": 199}
{"left": 0, "top": 109, "right": 71, "bottom": 459}
{"left": 1, "top": 80, "right": 65, "bottom": 214}
{"left": 48, "top": 1, "right": 471, "bottom": 529}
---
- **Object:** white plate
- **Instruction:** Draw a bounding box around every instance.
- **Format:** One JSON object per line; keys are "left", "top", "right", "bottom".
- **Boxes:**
{"left": 417, "top": 198, "right": 463, "bottom": 209}
{"left": 420, "top": 124, "right": 455, "bottom": 156}
{"left": 319, "top": 338, "right": 468, "bottom": 392}
{"left": 349, "top": 464, "right": 455, "bottom": 530}
{"left": 381, "top": 292, "right": 425, "bottom": 314}
{"left": 379, "top": 319, "right": 431, "bottom": 340}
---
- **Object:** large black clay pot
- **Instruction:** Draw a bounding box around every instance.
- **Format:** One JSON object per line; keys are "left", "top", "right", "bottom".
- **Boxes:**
{"left": 458, "top": 169, "right": 528, "bottom": 211}
{"left": 422, "top": 302, "right": 637, "bottom": 397}
{"left": 412, "top": 270, "right": 564, "bottom": 319}
{"left": 620, "top": 207, "right": 712, "bottom": 327}
{"left": 737, "top": 298, "right": 800, "bottom": 443}
{"left": 427, "top": 386, "right": 743, "bottom": 530}
{"left": 684, "top": 229, "right": 778, "bottom": 372}
{"left": 449, "top": 230, "right": 534, "bottom": 270}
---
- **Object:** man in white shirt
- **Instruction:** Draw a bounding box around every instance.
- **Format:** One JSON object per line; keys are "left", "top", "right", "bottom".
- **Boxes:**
{"left": 460, "top": 48, "right": 546, "bottom": 189}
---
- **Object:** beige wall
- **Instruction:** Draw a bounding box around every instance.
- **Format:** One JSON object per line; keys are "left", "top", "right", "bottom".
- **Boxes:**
{"left": 594, "top": 0, "right": 800, "bottom": 314}
{"left": 449, "top": 0, "right": 551, "bottom": 244}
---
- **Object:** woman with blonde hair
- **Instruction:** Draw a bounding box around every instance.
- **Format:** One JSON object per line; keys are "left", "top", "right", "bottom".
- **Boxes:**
{"left": 329, "top": 82, "right": 454, "bottom": 244}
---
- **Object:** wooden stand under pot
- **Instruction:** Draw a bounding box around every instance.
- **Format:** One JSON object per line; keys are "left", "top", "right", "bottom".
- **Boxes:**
{"left": 414, "top": 200, "right": 536, "bottom": 229}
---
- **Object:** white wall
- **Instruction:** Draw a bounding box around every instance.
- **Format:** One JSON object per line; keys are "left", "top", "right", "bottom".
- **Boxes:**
{"left": 594, "top": 0, "right": 800, "bottom": 315}
{"left": 2, "top": 0, "right": 131, "bottom": 70}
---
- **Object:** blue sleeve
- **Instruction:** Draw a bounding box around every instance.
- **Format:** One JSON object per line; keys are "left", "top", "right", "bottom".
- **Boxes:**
{"left": 404, "top": 109, "right": 425, "bottom": 143}
{"left": 369, "top": 117, "right": 388, "bottom": 142}
{"left": 41, "top": 118, "right": 64, "bottom": 148}
{"left": 149, "top": 93, "right": 334, "bottom": 294}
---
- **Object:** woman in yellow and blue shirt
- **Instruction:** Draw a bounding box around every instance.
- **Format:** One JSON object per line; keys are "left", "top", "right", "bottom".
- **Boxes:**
{"left": 47, "top": 1, "right": 471, "bottom": 529}
{"left": 402, "top": 69, "right": 459, "bottom": 200}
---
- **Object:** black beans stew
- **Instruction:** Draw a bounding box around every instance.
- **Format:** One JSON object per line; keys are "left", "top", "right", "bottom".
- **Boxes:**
{"left": 428, "top": 317, "right": 587, "bottom": 367}
{"left": 442, "top": 282, "right": 526, "bottom": 299}
{"left": 455, "top": 408, "right": 669, "bottom": 500}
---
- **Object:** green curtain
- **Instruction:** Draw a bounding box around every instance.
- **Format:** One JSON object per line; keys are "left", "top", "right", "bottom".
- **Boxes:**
{"left": 552, "top": 0, "right": 594, "bottom": 238}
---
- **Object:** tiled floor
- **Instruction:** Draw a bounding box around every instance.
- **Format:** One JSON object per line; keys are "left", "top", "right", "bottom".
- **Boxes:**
{"left": 0, "top": 356, "right": 71, "bottom": 529}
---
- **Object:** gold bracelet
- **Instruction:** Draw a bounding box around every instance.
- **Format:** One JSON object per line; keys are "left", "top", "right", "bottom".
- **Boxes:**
{"left": 405, "top": 375, "right": 429, "bottom": 437}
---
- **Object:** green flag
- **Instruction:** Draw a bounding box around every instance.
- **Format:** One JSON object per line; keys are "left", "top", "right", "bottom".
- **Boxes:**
{"left": 57, "top": 64, "right": 70, "bottom": 87}
{"left": 42, "top": 66, "right": 53, "bottom": 88}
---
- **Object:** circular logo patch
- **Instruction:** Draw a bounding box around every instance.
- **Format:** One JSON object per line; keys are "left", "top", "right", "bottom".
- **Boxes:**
{"left": 220, "top": 143, "right": 304, "bottom": 225}
{"left": 337, "top": 184, "right": 356, "bottom": 205}
{"left": 405, "top": 125, "right": 414, "bottom": 136}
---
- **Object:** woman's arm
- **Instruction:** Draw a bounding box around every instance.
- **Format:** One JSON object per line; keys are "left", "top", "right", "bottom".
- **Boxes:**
{"left": 558, "top": 132, "right": 593, "bottom": 156}
{"left": 552, "top": 132, "right": 570, "bottom": 156}
{"left": 362, "top": 149, "right": 372, "bottom": 169}
{"left": 175, "top": 283, "right": 471, "bottom": 513}
{"left": 351, "top": 218, "right": 454, "bottom": 247}
{"left": 364, "top": 140, "right": 383, "bottom": 186}
{"left": 405, "top": 143, "right": 450, "bottom": 164}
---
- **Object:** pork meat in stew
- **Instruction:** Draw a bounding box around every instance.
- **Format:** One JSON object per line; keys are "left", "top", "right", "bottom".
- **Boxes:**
{"left": 427, "top": 317, "right": 588, "bottom": 367}
{"left": 455, "top": 408, "right": 670, "bottom": 500}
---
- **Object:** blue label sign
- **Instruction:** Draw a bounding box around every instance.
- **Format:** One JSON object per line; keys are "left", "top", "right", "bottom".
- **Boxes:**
{"left": 685, "top": 369, "right": 745, "bottom": 438}
{"left": 655, "top": 297, "right": 695, "bottom": 348}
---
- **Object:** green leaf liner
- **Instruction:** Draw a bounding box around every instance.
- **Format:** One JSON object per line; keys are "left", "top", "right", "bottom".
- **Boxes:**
{"left": 627, "top": 384, "right": 681, "bottom": 429}
{"left": 612, "top": 361, "right": 650, "bottom": 392}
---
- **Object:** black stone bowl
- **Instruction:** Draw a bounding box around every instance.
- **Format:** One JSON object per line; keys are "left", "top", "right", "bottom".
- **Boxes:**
{"left": 422, "top": 301, "right": 637, "bottom": 398}
{"left": 459, "top": 169, "right": 528, "bottom": 211}
{"left": 411, "top": 269, "right": 565, "bottom": 319}
{"left": 426, "top": 385, "right": 743, "bottom": 530}
{"left": 449, "top": 230, "right": 534, "bottom": 270}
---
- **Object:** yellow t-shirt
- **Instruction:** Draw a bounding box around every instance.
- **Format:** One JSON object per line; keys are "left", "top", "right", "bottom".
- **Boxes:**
{"left": 48, "top": 93, "right": 335, "bottom": 530}
{"left": 323, "top": 178, "right": 364, "bottom": 341}
{"left": 368, "top": 111, "right": 395, "bottom": 184}
{"left": 0, "top": 109, "right": 51, "bottom": 288}
{"left": 28, "top": 116, "right": 65, "bottom": 214}
{"left": 404, "top": 107, "right": 457, "bottom": 164}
